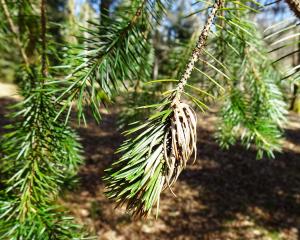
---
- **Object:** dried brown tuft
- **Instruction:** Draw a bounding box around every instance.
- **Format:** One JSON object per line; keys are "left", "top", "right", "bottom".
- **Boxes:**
{"left": 163, "top": 100, "right": 197, "bottom": 190}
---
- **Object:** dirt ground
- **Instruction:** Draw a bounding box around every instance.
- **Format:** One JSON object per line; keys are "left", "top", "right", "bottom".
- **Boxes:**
{"left": 0, "top": 85, "right": 299, "bottom": 240}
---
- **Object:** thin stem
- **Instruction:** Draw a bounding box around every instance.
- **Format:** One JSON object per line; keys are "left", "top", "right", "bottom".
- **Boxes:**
{"left": 173, "top": 0, "right": 223, "bottom": 103}
{"left": 0, "top": 0, "right": 29, "bottom": 66}
{"left": 41, "top": 0, "right": 47, "bottom": 78}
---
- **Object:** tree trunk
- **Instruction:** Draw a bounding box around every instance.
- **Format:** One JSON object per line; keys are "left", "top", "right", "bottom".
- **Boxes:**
{"left": 290, "top": 84, "right": 300, "bottom": 113}
{"left": 290, "top": 39, "right": 300, "bottom": 113}
{"left": 65, "top": 0, "right": 77, "bottom": 43}
{"left": 285, "top": 0, "right": 300, "bottom": 18}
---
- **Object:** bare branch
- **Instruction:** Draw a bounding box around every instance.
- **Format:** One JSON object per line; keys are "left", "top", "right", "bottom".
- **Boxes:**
{"left": 174, "top": 0, "right": 222, "bottom": 102}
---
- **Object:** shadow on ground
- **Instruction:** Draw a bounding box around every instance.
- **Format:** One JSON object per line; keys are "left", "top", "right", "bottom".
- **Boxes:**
{"left": 66, "top": 109, "right": 300, "bottom": 240}
{"left": 0, "top": 98, "right": 299, "bottom": 240}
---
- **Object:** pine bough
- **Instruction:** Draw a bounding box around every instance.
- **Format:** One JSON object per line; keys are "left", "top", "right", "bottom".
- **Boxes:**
{"left": 104, "top": 0, "right": 222, "bottom": 218}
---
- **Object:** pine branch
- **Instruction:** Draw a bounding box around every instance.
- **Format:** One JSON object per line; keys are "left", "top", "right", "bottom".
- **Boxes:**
{"left": 55, "top": 0, "right": 169, "bottom": 123}
{"left": 212, "top": 1, "right": 287, "bottom": 158}
{"left": 0, "top": 1, "right": 90, "bottom": 238}
{"left": 104, "top": 0, "right": 222, "bottom": 218}
{"left": 0, "top": 88, "right": 85, "bottom": 238}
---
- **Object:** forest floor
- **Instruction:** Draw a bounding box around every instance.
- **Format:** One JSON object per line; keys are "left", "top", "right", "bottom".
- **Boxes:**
{"left": 0, "top": 83, "right": 299, "bottom": 240}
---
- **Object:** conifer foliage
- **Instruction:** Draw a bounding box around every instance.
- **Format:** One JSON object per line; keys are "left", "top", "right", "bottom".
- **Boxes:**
{"left": 0, "top": 0, "right": 295, "bottom": 237}
{"left": 210, "top": 1, "right": 287, "bottom": 158}
{"left": 104, "top": 0, "right": 288, "bottom": 217}
{"left": 55, "top": 0, "right": 167, "bottom": 123}
{"left": 104, "top": 0, "right": 222, "bottom": 217}
{"left": 0, "top": 0, "right": 88, "bottom": 238}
